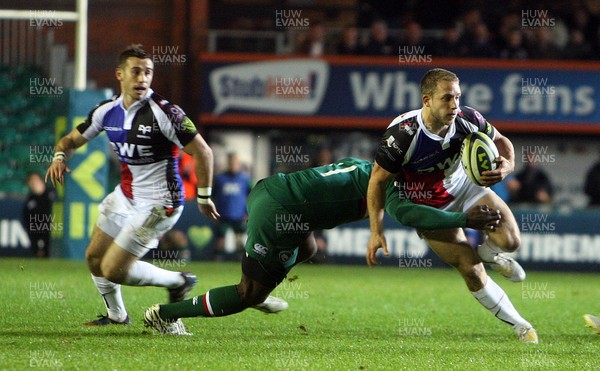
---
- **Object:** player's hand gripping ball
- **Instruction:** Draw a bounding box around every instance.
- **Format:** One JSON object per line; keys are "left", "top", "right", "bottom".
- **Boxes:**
{"left": 461, "top": 132, "right": 499, "bottom": 187}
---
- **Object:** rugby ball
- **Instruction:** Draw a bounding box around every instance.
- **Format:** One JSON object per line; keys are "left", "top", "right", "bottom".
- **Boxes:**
{"left": 460, "top": 132, "right": 499, "bottom": 187}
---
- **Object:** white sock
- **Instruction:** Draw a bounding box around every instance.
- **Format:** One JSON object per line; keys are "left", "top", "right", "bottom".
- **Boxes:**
{"left": 91, "top": 275, "right": 127, "bottom": 322}
{"left": 471, "top": 277, "right": 531, "bottom": 329}
{"left": 477, "top": 239, "right": 503, "bottom": 262}
{"left": 122, "top": 260, "right": 184, "bottom": 288}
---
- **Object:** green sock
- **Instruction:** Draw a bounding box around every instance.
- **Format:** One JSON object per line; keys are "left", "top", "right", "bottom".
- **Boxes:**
{"left": 159, "top": 285, "right": 246, "bottom": 320}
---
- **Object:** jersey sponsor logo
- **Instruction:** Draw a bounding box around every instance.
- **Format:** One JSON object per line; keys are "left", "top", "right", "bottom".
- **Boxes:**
{"left": 104, "top": 126, "right": 122, "bottom": 131}
{"left": 181, "top": 117, "right": 196, "bottom": 133}
{"left": 418, "top": 152, "right": 460, "bottom": 173}
{"left": 385, "top": 135, "right": 399, "bottom": 150}
{"left": 113, "top": 142, "right": 155, "bottom": 158}
{"left": 209, "top": 59, "right": 329, "bottom": 115}
{"left": 253, "top": 243, "right": 268, "bottom": 256}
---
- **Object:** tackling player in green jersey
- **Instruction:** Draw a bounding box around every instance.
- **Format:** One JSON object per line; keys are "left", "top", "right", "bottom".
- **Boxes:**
{"left": 143, "top": 158, "right": 500, "bottom": 334}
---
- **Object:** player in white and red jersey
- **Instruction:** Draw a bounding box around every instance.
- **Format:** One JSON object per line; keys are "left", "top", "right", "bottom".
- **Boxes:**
{"left": 366, "top": 68, "right": 538, "bottom": 343}
{"left": 45, "top": 44, "right": 221, "bottom": 327}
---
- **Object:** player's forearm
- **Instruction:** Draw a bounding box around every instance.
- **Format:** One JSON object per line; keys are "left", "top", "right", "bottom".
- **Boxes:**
{"left": 55, "top": 129, "right": 87, "bottom": 159}
{"left": 192, "top": 143, "right": 214, "bottom": 189}
{"left": 494, "top": 136, "right": 515, "bottom": 172}
{"left": 367, "top": 180, "right": 387, "bottom": 234}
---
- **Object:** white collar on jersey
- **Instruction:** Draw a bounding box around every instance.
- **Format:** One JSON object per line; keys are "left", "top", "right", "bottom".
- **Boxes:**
{"left": 117, "top": 88, "right": 154, "bottom": 111}
{"left": 417, "top": 109, "right": 456, "bottom": 149}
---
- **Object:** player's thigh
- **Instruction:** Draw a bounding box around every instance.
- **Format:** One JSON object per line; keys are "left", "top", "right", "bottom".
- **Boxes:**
{"left": 420, "top": 228, "right": 474, "bottom": 267}
{"left": 114, "top": 205, "right": 183, "bottom": 259}
{"left": 472, "top": 191, "right": 520, "bottom": 250}
{"left": 85, "top": 226, "right": 114, "bottom": 275}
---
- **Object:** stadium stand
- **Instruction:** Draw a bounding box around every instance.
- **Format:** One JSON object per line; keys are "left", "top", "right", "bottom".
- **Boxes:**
{"left": 0, "top": 65, "right": 58, "bottom": 197}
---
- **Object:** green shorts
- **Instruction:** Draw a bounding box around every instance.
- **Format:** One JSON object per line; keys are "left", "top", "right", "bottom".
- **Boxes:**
{"left": 243, "top": 180, "right": 308, "bottom": 286}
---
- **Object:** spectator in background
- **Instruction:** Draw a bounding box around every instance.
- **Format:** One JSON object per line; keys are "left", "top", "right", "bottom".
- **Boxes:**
{"left": 498, "top": 13, "right": 522, "bottom": 41}
{"left": 528, "top": 28, "right": 560, "bottom": 59}
{"left": 563, "top": 29, "right": 592, "bottom": 59}
{"left": 22, "top": 172, "right": 54, "bottom": 257}
{"left": 460, "top": 8, "right": 483, "bottom": 34}
{"left": 568, "top": 6, "right": 598, "bottom": 48}
{"left": 432, "top": 25, "right": 463, "bottom": 57}
{"left": 400, "top": 21, "right": 426, "bottom": 47}
{"left": 584, "top": 156, "right": 600, "bottom": 207}
{"left": 311, "top": 146, "right": 333, "bottom": 167}
{"left": 295, "top": 21, "right": 328, "bottom": 57}
{"left": 506, "top": 153, "right": 553, "bottom": 205}
{"left": 212, "top": 153, "right": 252, "bottom": 259}
{"left": 499, "top": 28, "right": 528, "bottom": 60}
{"left": 362, "top": 19, "right": 395, "bottom": 56}
{"left": 337, "top": 24, "right": 362, "bottom": 55}
{"left": 462, "top": 22, "right": 497, "bottom": 58}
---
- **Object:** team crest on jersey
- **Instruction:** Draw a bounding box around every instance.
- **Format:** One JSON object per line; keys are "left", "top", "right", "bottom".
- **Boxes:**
{"left": 138, "top": 125, "right": 152, "bottom": 134}
{"left": 279, "top": 250, "right": 293, "bottom": 264}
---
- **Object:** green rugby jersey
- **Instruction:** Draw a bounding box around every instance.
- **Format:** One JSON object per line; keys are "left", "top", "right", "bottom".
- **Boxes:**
{"left": 262, "top": 158, "right": 371, "bottom": 230}
{"left": 260, "top": 157, "right": 467, "bottom": 231}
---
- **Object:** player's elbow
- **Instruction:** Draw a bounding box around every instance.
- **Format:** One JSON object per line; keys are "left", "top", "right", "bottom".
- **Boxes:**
{"left": 194, "top": 141, "right": 213, "bottom": 163}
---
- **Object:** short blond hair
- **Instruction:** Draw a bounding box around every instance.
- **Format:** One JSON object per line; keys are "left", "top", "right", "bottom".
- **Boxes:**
{"left": 420, "top": 68, "right": 459, "bottom": 97}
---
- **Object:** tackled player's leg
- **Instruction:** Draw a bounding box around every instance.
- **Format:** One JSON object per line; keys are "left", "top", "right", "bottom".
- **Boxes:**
{"left": 145, "top": 233, "right": 318, "bottom": 324}
{"left": 421, "top": 227, "right": 538, "bottom": 343}
{"left": 472, "top": 192, "right": 526, "bottom": 282}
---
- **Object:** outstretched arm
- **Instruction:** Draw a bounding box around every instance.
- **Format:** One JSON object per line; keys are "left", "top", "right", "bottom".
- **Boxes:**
{"left": 388, "top": 201, "right": 501, "bottom": 231}
{"left": 45, "top": 129, "right": 88, "bottom": 187}
{"left": 366, "top": 161, "right": 394, "bottom": 266}
{"left": 183, "top": 134, "right": 220, "bottom": 221}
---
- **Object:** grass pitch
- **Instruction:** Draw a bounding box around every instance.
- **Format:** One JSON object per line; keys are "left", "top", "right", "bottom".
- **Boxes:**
{"left": 0, "top": 258, "right": 598, "bottom": 370}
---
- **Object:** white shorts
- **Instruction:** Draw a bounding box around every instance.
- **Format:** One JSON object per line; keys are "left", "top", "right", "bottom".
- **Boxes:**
{"left": 439, "top": 177, "right": 493, "bottom": 213}
{"left": 96, "top": 185, "right": 183, "bottom": 257}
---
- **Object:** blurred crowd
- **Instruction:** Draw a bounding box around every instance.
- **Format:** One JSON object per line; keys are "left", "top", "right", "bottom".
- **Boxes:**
{"left": 295, "top": 8, "right": 597, "bottom": 60}
{"left": 221, "top": 4, "right": 600, "bottom": 61}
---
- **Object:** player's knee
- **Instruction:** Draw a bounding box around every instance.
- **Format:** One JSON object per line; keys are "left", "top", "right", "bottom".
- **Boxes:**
{"left": 502, "top": 232, "right": 521, "bottom": 253}
{"left": 100, "top": 260, "right": 127, "bottom": 284}
{"left": 237, "top": 281, "right": 269, "bottom": 307}
{"left": 85, "top": 249, "right": 103, "bottom": 276}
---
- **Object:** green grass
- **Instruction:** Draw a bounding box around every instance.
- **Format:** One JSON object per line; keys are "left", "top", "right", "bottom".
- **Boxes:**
{"left": 0, "top": 258, "right": 598, "bottom": 370}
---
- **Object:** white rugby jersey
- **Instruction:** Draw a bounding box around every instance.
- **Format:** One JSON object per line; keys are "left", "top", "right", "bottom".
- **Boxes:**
{"left": 77, "top": 89, "right": 198, "bottom": 208}
{"left": 375, "top": 106, "right": 496, "bottom": 208}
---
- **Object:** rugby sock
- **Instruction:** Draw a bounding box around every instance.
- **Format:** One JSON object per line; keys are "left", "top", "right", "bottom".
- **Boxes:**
{"left": 123, "top": 260, "right": 184, "bottom": 288}
{"left": 477, "top": 239, "right": 503, "bottom": 262}
{"left": 91, "top": 275, "right": 128, "bottom": 322}
{"left": 159, "top": 285, "right": 245, "bottom": 319}
{"left": 471, "top": 277, "right": 531, "bottom": 329}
